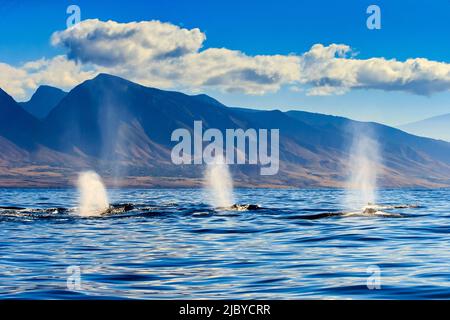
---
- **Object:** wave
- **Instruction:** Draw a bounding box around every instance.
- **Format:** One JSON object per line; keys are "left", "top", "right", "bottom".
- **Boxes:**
{"left": 0, "top": 203, "right": 419, "bottom": 221}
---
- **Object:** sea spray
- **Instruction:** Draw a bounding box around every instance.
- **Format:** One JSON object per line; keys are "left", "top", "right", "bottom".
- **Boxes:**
{"left": 204, "top": 154, "right": 235, "bottom": 208}
{"left": 345, "top": 126, "right": 381, "bottom": 210}
{"left": 99, "top": 96, "right": 129, "bottom": 188}
{"left": 77, "top": 171, "right": 109, "bottom": 216}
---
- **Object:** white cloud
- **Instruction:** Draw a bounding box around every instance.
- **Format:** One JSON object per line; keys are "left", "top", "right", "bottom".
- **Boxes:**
{"left": 51, "top": 19, "right": 301, "bottom": 95}
{"left": 299, "top": 44, "right": 450, "bottom": 96}
{"left": 51, "top": 19, "right": 206, "bottom": 67}
{"left": 0, "top": 19, "right": 449, "bottom": 101}
{"left": 0, "top": 56, "right": 95, "bottom": 100}
{"left": 0, "top": 62, "right": 29, "bottom": 99}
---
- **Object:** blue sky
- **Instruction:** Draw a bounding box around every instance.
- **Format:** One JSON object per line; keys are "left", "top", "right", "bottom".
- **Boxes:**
{"left": 0, "top": 0, "right": 449, "bottom": 125}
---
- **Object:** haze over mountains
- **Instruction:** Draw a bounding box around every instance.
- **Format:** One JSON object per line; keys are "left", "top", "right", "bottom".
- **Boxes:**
{"left": 399, "top": 114, "right": 450, "bottom": 142}
{"left": 1, "top": 73, "right": 450, "bottom": 188}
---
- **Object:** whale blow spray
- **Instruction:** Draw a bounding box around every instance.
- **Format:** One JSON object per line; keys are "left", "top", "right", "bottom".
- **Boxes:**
{"left": 204, "top": 154, "right": 235, "bottom": 208}
{"left": 345, "top": 126, "right": 380, "bottom": 210}
{"left": 77, "top": 171, "right": 109, "bottom": 216}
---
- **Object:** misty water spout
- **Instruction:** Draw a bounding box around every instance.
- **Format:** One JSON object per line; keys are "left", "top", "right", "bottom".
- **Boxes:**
{"left": 77, "top": 171, "right": 109, "bottom": 216}
{"left": 345, "top": 127, "right": 380, "bottom": 210}
{"left": 204, "top": 154, "right": 235, "bottom": 208}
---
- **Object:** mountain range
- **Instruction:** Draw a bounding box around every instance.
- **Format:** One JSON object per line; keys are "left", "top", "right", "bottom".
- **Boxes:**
{"left": 399, "top": 114, "right": 450, "bottom": 142}
{"left": 19, "top": 85, "right": 67, "bottom": 119}
{"left": 1, "top": 73, "right": 450, "bottom": 188}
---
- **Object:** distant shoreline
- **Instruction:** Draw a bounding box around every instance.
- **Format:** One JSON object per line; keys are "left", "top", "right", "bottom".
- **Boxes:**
{"left": 0, "top": 180, "right": 444, "bottom": 189}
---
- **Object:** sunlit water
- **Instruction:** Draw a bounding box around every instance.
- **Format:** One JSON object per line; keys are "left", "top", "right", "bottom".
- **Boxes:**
{"left": 0, "top": 188, "right": 449, "bottom": 299}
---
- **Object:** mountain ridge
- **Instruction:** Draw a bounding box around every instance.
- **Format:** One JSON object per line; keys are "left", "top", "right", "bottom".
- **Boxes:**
{"left": 19, "top": 85, "right": 67, "bottom": 119}
{"left": 1, "top": 74, "right": 450, "bottom": 188}
{"left": 0, "top": 88, "right": 40, "bottom": 149}
{"left": 399, "top": 113, "right": 450, "bottom": 142}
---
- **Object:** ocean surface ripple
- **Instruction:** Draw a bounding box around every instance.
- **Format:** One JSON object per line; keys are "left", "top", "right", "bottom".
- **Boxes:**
{"left": 0, "top": 188, "right": 449, "bottom": 299}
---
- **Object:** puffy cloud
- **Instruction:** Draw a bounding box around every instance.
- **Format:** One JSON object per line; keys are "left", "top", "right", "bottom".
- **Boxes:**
{"left": 299, "top": 44, "right": 450, "bottom": 96}
{"left": 50, "top": 19, "right": 301, "bottom": 95}
{"left": 22, "top": 56, "right": 96, "bottom": 91}
{"left": 170, "top": 48, "right": 300, "bottom": 94}
{"left": 0, "top": 56, "right": 95, "bottom": 100}
{"left": 0, "top": 19, "right": 449, "bottom": 101}
{"left": 0, "top": 62, "right": 29, "bottom": 99}
{"left": 51, "top": 19, "right": 206, "bottom": 67}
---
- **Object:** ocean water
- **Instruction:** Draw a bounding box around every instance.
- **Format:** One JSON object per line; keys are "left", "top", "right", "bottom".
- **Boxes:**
{"left": 0, "top": 188, "right": 449, "bottom": 299}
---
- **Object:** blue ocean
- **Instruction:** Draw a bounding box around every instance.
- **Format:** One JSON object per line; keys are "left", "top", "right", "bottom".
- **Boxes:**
{"left": 0, "top": 188, "right": 449, "bottom": 299}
